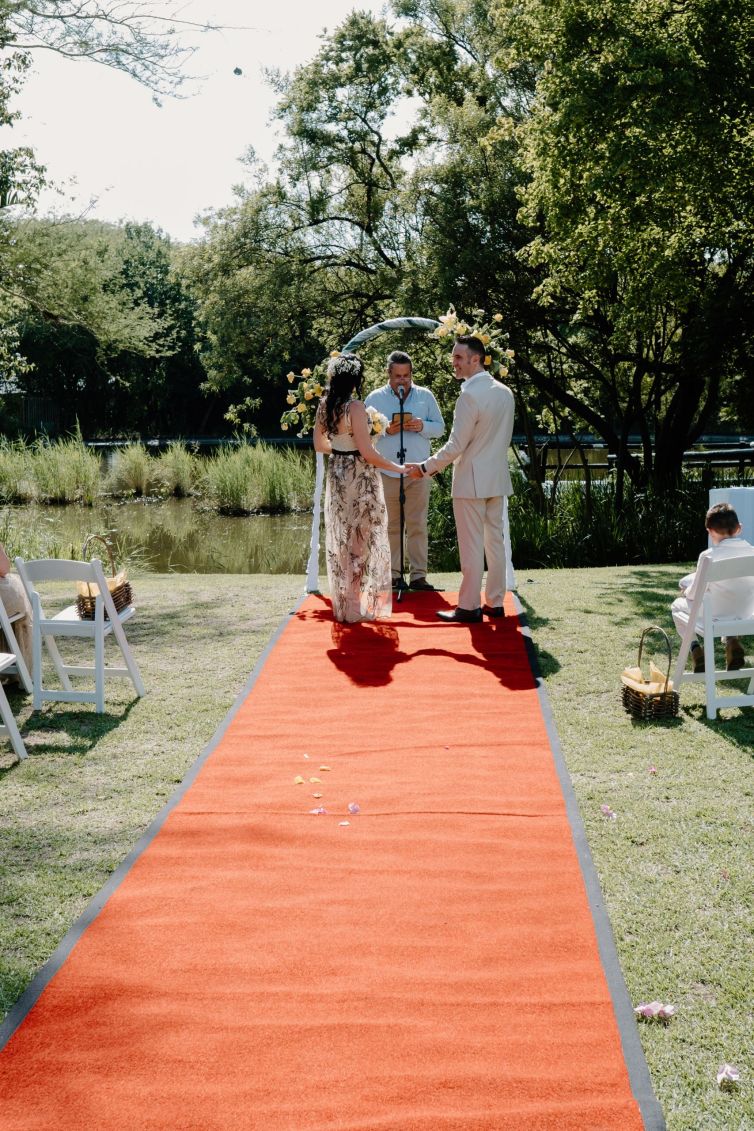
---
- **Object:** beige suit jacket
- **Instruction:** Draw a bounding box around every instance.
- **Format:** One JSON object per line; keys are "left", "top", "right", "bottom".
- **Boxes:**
{"left": 425, "top": 371, "right": 515, "bottom": 498}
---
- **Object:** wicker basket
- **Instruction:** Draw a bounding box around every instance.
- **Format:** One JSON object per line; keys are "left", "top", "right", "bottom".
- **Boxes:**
{"left": 76, "top": 535, "right": 133, "bottom": 620}
{"left": 621, "top": 625, "right": 680, "bottom": 720}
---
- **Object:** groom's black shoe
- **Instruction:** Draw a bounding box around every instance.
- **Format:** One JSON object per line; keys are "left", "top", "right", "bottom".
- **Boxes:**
{"left": 437, "top": 607, "right": 483, "bottom": 623}
{"left": 482, "top": 605, "right": 505, "bottom": 619}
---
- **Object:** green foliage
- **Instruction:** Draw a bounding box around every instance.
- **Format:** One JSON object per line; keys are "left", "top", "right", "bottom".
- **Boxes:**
{"left": 106, "top": 444, "right": 158, "bottom": 498}
{"left": 4, "top": 219, "right": 210, "bottom": 436}
{"left": 30, "top": 435, "right": 101, "bottom": 504}
{"left": 0, "top": 505, "right": 73, "bottom": 560}
{"left": 200, "top": 444, "right": 314, "bottom": 515}
{"left": 0, "top": 438, "right": 32, "bottom": 502}
{"left": 426, "top": 463, "right": 754, "bottom": 572}
{"left": 492, "top": 0, "right": 754, "bottom": 484}
{"left": 0, "top": 435, "right": 99, "bottom": 504}
{"left": 155, "top": 442, "right": 200, "bottom": 498}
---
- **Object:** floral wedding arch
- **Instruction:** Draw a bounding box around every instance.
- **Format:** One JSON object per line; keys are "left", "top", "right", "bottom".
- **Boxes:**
{"left": 280, "top": 313, "right": 516, "bottom": 593}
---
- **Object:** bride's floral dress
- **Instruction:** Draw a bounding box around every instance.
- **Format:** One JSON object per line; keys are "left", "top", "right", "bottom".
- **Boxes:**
{"left": 325, "top": 415, "right": 392, "bottom": 623}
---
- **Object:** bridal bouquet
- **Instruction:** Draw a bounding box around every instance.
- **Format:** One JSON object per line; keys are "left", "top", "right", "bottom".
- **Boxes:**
{"left": 365, "top": 405, "right": 388, "bottom": 436}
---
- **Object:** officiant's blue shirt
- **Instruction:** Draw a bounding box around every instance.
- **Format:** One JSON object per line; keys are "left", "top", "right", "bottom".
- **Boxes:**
{"left": 364, "top": 384, "right": 445, "bottom": 478}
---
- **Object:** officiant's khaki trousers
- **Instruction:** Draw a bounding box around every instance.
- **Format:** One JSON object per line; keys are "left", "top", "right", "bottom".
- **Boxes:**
{"left": 380, "top": 473, "right": 431, "bottom": 581}
{"left": 454, "top": 495, "right": 506, "bottom": 611}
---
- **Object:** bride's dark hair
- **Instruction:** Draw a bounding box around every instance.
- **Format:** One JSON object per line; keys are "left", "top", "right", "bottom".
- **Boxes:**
{"left": 317, "top": 353, "right": 364, "bottom": 436}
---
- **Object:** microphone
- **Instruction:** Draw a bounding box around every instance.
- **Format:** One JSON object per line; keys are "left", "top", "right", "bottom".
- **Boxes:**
{"left": 396, "top": 384, "right": 406, "bottom": 400}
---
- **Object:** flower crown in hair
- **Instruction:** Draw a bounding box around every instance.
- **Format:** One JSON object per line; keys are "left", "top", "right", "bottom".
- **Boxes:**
{"left": 326, "top": 352, "right": 363, "bottom": 380}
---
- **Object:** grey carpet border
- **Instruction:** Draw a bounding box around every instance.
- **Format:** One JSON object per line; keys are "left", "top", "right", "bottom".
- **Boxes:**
{"left": 514, "top": 594, "right": 666, "bottom": 1131}
{"left": 0, "top": 597, "right": 305, "bottom": 1052}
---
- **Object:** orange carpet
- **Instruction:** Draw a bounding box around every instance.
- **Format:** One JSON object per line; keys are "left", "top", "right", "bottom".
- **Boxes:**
{"left": 0, "top": 594, "right": 654, "bottom": 1130}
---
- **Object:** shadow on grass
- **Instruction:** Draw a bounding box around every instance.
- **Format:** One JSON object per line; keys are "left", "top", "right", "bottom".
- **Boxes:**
{"left": 590, "top": 566, "right": 682, "bottom": 627}
{"left": 684, "top": 701, "right": 754, "bottom": 754}
{"left": 515, "top": 593, "right": 561, "bottom": 678}
{"left": 0, "top": 699, "right": 137, "bottom": 778}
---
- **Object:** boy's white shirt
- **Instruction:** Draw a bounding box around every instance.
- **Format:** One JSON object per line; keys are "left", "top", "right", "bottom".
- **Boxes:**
{"left": 682, "top": 536, "right": 754, "bottom": 618}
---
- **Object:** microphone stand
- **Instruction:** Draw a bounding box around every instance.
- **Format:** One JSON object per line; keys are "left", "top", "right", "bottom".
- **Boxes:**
{"left": 396, "top": 385, "right": 408, "bottom": 602}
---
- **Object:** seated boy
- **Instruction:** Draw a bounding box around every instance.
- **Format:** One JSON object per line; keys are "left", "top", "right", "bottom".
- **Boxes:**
{"left": 672, "top": 503, "right": 754, "bottom": 673}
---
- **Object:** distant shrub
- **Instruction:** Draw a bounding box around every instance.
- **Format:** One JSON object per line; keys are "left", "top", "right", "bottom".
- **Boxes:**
{"left": 156, "top": 442, "right": 200, "bottom": 497}
{"left": 29, "top": 437, "right": 101, "bottom": 505}
{"left": 107, "top": 444, "right": 158, "bottom": 497}
{"left": 201, "top": 444, "right": 314, "bottom": 515}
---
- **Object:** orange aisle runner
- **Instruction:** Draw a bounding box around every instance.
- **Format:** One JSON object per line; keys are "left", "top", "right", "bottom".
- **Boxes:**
{"left": 0, "top": 594, "right": 663, "bottom": 1130}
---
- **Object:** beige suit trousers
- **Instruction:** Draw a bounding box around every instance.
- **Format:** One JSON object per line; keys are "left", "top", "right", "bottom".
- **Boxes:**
{"left": 453, "top": 495, "right": 506, "bottom": 610}
{"left": 380, "top": 473, "right": 431, "bottom": 581}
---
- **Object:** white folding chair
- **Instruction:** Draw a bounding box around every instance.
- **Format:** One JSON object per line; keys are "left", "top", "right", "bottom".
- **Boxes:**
{"left": 672, "top": 553, "right": 754, "bottom": 720}
{"left": 0, "top": 595, "right": 33, "bottom": 694}
{"left": 15, "top": 557, "right": 145, "bottom": 714}
{"left": 0, "top": 652, "right": 28, "bottom": 760}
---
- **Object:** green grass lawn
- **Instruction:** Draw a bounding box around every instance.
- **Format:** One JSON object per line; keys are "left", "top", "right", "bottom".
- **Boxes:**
{"left": 1, "top": 567, "right": 752, "bottom": 1129}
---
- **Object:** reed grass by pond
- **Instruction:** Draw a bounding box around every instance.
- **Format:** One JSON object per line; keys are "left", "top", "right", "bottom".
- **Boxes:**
{"left": 0, "top": 438, "right": 314, "bottom": 515}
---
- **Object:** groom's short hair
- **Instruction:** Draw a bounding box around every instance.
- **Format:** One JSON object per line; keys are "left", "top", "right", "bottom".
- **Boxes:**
{"left": 387, "top": 350, "right": 412, "bottom": 372}
{"left": 455, "top": 335, "right": 486, "bottom": 362}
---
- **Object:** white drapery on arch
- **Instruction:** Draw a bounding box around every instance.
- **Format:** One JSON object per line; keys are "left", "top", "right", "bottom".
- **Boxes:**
{"left": 304, "top": 317, "right": 516, "bottom": 593}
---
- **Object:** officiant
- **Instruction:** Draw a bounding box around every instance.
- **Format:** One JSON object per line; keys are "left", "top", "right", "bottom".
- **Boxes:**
{"left": 365, "top": 351, "right": 445, "bottom": 591}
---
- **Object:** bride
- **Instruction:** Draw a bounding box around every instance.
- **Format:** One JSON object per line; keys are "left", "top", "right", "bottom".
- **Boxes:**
{"left": 313, "top": 354, "right": 405, "bottom": 623}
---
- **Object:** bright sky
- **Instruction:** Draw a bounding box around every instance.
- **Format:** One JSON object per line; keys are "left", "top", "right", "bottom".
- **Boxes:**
{"left": 8, "top": 0, "right": 387, "bottom": 242}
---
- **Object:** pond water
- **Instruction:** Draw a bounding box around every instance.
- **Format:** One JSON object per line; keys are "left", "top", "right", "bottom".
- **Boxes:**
{"left": 2, "top": 499, "right": 320, "bottom": 574}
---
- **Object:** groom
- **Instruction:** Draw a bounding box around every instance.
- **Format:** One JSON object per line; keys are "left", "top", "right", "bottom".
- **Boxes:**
{"left": 407, "top": 335, "right": 515, "bottom": 622}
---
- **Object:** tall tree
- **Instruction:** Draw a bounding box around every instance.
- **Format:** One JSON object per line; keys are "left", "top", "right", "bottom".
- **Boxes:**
{"left": 492, "top": 0, "right": 754, "bottom": 488}
{"left": 184, "top": 12, "right": 429, "bottom": 431}
{"left": 7, "top": 218, "right": 180, "bottom": 432}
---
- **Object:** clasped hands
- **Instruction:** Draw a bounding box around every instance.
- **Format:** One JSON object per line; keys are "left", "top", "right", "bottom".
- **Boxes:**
{"left": 402, "top": 463, "right": 425, "bottom": 480}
